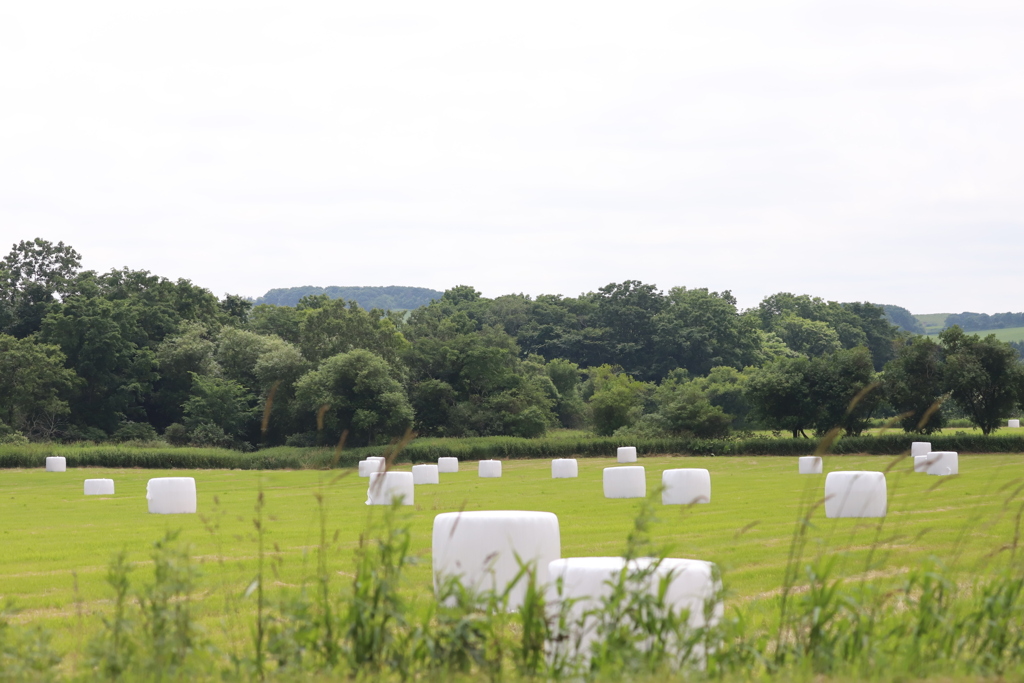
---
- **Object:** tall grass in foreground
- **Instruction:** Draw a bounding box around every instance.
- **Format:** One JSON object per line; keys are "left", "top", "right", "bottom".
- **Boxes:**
{"left": 5, "top": 469, "right": 1024, "bottom": 682}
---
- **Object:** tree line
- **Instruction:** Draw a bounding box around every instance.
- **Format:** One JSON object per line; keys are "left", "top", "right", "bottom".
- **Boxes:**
{"left": 1, "top": 238, "right": 1023, "bottom": 449}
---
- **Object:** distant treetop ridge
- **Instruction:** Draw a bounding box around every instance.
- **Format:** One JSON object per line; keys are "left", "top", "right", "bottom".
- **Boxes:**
{"left": 256, "top": 285, "right": 443, "bottom": 310}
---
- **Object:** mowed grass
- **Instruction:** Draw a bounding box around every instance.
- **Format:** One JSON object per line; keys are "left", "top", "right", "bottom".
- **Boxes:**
{"left": 3, "top": 454, "right": 1024, "bottom": 654}
{"left": 924, "top": 324, "right": 1024, "bottom": 343}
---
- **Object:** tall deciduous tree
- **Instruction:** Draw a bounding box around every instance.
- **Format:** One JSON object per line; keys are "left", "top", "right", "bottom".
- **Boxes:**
{"left": 882, "top": 336, "right": 947, "bottom": 433}
{"left": 940, "top": 327, "right": 1024, "bottom": 435}
{"left": 0, "top": 238, "right": 81, "bottom": 338}
{"left": 0, "top": 335, "right": 80, "bottom": 438}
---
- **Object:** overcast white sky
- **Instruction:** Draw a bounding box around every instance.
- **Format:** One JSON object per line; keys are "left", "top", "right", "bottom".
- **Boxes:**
{"left": 2, "top": 1, "right": 1022, "bottom": 313}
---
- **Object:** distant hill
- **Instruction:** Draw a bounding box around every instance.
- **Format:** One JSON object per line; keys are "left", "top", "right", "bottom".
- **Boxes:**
{"left": 256, "top": 286, "right": 444, "bottom": 310}
{"left": 914, "top": 313, "right": 950, "bottom": 334}
{"left": 880, "top": 305, "right": 925, "bottom": 334}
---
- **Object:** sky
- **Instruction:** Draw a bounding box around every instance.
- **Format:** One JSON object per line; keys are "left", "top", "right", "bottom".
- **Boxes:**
{"left": 2, "top": 1, "right": 1022, "bottom": 314}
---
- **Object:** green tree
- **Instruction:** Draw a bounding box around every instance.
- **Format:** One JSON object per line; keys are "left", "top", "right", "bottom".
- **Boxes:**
{"left": 648, "top": 371, "right": 732, "bottom": 438}
{"left": 806, "top": 346, "right": 879, "bottom": 436}
{"left": 182, "top": 373, "right": 256, "bottom": 441}
{"left": 150, "top": 323, "right": 220, "bottom": 430}
{"left": 745, "top": 356, "right": 815, "bottom": 438}
{"left": 585, "top": 365, "right": 652, "bottom": 436}
{"left": 882, "top": 336, "right": 947, "bottom": 434}
{"left": 775, "top": 314, "right": 842, "bottom": 357}
{"left": 545, "top": 358, "right": 587, "bottom": 428}
{"left": 0, "top": 238, "right": 82, "bottom": 337}
{"left": 940, "top": 327, "right": 1024, "bottom": 435}
{"left": 294, "top": 349, "right": 414, "bottom": 445}
{"left": 0, "top": 335, "right": 80, "bottom": 438}
{"left": 652, "top": 287, "right": 759, "bottom": 376}
{"left": 298, "top": 299, "right": 410, "bottom": 366}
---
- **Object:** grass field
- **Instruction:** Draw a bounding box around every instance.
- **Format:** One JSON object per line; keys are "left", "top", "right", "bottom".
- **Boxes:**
{"left": 914, "top": 312, "right": 950, "bottom": 333}
{"left": 4, "top": 452, "right": 1024, "bottom": 665}
{"left": 924, "top": 324, "right": 1024, "bottom": 343}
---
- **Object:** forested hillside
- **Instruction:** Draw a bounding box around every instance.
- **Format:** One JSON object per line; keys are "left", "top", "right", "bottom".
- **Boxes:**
{"left": 256, "top": 285, "right": 442, "bottom": 310}
{"left": 2, "top": 238, "right": 1023, "bottom": 450}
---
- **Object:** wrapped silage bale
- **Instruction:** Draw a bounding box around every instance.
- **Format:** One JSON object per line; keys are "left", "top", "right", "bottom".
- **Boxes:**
{"left": 824, "top": 471, "right": 886, "bottom": 518}
{"left": 147, "top": 477, "right": 197, "bottom": 514}
{"left": 661, "top": 468, "right": 711, "bottom": 505}
{"left": 551, "top": 458, "right": 578, "bottom": 478}
{"left": 432, "top": 510, "right": 561, "bottom": 611}
{"left": 479, "top": 460, "right": 502, "bottom": 478}
{"left": 438, "top": 457, "right": 459, "bottom": 473}
{"left": 45, "top": 457, "right": 66, "bottom": 472}
{"left": 798, "top": 456, "right": 822, "bottom": 474}
{"left": 358, "top": 458, "right": 385, "bottom": 477}
{"left": 616, "top": 446, "right": 637, "bottom": 463}
{"left": 366, "top": 471, "right": 415, "bottom": 505}
{"left": 548, "top": 556, "right": 722, "bottom": 664}
{"left": 913, "top": 455, "right": 929, "bottom": 473}
{"left": 925, "top": 451, "right": 958, "bottom": 476}
{"left": 911, "top": 442, "right": 932, "bottom": 457}
{"left": 412, "top": 464, "right": 439, "bottom": 485}
{"left": 84, "top": 479, "right": 115, "bottom": 495}
{"left": 1010, "top": 419, "right": 1020, "bottom": 428}
{"left": 603, "top": 466, "right": 645, "bottom": 499}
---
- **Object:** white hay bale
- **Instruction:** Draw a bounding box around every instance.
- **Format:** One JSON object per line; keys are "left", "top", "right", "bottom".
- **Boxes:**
{"left": 479, "top": 460, "right": 502, "bottom": 478}
{"left": 438, "top": 457, "right": 459, "bottom": 473}
{"left": 547, "top": 556, "right": 722, "bottom": 663}
{"left": 824, "top": 471, "right": 886, "bottom": 518}
{"left": 913, "top": 455, "right": 929, "bottom": 472}
{"left": 661, "top": 469, "right": 711, "bottom": 505}
{"left": 366, "top": 471, "right": 415, "bottom": 505}
{"left": 1010, "top": 419, "right": 1020, "bottom": 428}
{"left": 84, "top": 479, "right": 114, "bottom": 495}
{"left": 551, "top": 458, "right": 578, "bottom": 478}
{"left": 147, "top": 477, "right": 197, "bottom": 514}
{"left": 432, "top": 510, "right": 561, "bottom": 611}
{"left": 358, "top": 459, "right": 385, "bottom": 477}
{"left": 617, "top": 446, "right": 637, "bottom": 463}
{"left": 412, "top": 464, "right": 439, "bottom": 485}
{"left": 798, "top": 456, "right": 822, "bottom": 474}
{"left": 925, "top": 451, "right": 958, "bottom": 476}
{"left": 911, "top": 442, "right": 932, "bottom": 457}
{"left": 603, "top": 466, "right": 646, "bottom": 499}
{"left": 45, "top": 457, "right": 66, "bottom": 472}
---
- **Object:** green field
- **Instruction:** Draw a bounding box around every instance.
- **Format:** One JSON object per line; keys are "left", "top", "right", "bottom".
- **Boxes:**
{"left": 924, "top": 324, "right": 1024, "bottom": 343}
{"left": 4, "top": 453, "right": 1024, "bottom": 663}
{"left": 914, "top": 312, "right": 950, "bottom": 333}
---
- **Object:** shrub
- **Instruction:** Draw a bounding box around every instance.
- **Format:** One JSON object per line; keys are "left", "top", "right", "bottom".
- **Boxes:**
{"left": 162, "top": 423, "right": 189, "bottom": 447}
{"left": 112, "top": 422, "right": 158, "bottom": 444}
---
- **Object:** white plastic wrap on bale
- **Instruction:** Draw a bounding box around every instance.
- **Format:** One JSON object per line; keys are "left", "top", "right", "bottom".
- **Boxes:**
{"left": 412, "top": 464, "right": 439, "bottom": 485}
{"left": 84, "top": 479, "right": 114, "bottom": 495}
{"left": 438, "top": 457, "right": 459, "bottom": 473}
{"left": 617, "top": 446, "right": 637, "bottom": 463}
{"left": 147, "top": 477, "right": 197, "bottom": 514}
{"left": 358, "top": 459, "right": 385, "bottom": 477}
{"left": 551, "top": 458, "right": 578, "bottom": 478}
{"left": 432, "top": 510, "right": 561, "bottom": 611}
{"left": 925, "top": 451, "right": 958, "bottom": 476}
{"left": 45, "top": 457, "right": 66, "bottom": 472}
{"left": 662, "top": 469, "right": 711, "bottom": 505}
{"left": 603, "top": 466, "right": 646, "bottom": 499}
{"left": 366, "top": 471, "right": 415, "bottom": 505}
{"left": 914, "top": 455, "right": 929, "bottom": 473}
{"left": 824, "top": 471, "right": 886, "bottom": 518}
{"left": 548, "top": 556, "right": 722, "bottom": 663}
{"left": 479, "top": 460, "right": 502, "bottom": 478}
{"left": 1010, "top": 420, "right": 1020, "bottom": 428}
{"left": 798, "top": 456, "right": 823, "bottom": 474}
{"left": 911, "top": 442, "right": 932, "bottom": 457}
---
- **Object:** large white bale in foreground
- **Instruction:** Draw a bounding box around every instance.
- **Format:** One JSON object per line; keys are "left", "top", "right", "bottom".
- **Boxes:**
{"left": 412, "top": 464, "right": 439, "bottom": 485}
{"left": 438, "top": 457, "right": 459, "bottom": 473}
{"left": 824, "top": 471, "right": 886, "bottom": 518}
{"left": 662, "top": 469, "right": 711, "bottom": 505}
{"left": 147, "top": 477, "right": 197, "bottom": 514}
{"left": 604, "top": 466, "right": 646, "bottom": 499}
{"left": 911, "top": 442, "right": 932, "bottom": 457}
{"left": 84, "top": 479, "right": 114, "bottom": 495}
{"left": 367, "top": 471, "right": 415, "bottom": 505}
{"left": 479, "top": 460, "right": 502, "bottom": 478}
{"left": 45, "top": 457, "right": 66, "bottom": 472}
{"left": 617, "top": 446, "right": 637, "bottom": 463}
{"left": 548, "top": 556, "right": 722, "bottom": 662}
{"left": 1010, "top": 419, "right": 1020, "bottom": 429}
{"left": 432, "top": 510, "right": 561, "bottom": 611}
{"left": 913, "top": 455, "right": 929, "bottom": 473}
{"left": 552, "top": 458, "right": 578, "bottom": 478}
{"left": 798, "top": 456, "right": 823, "bottom": 474}
{"left": 925, "top": 451, "right": 959, "bottom": 476}
{"left": 358, "top": 458, "right": 385, "bottom": 477}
